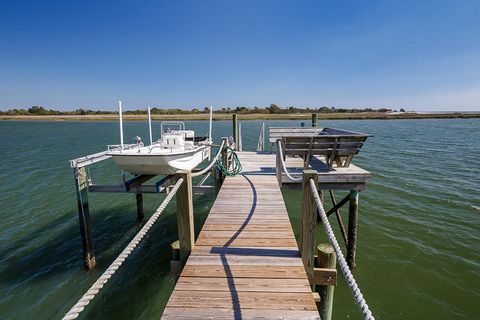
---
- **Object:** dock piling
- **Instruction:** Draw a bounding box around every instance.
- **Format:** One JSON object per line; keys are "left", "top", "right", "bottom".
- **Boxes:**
{"left": 73, "top": 166, "right": 96, "bottom": 269}
{"left": 316, "top": 244, "right": 336, "bottom": 320}
{"left": 347, "top": 190, "right": 359, "bottom": 269}
{"left": 232, "top": 113, "right": 238, "bottom": 149}
{"left": 301, "top": 170, "right": 318, "bottom": 282}
{"left": 136, "top": 192, "right": 144, "bottom": 221}
{"left": 312, "top": 113, "right": 317, "bottom": 127}
{"left": 175, "top": 171, "right": 194, "bottom": 264}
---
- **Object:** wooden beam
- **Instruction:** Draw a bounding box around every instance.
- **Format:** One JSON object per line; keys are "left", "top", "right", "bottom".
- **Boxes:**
{"left": 73, "top": 167, "right": 96, "bottom": 269}
{"left": 329, "top": 190, "right": 348, "bottom": 247}
{"left": 125, "top": 174, "right": 155, "bottom": 191}
{"left": 300, "top": 170, "right": 318, "bottom": 282}
{"left": 176, "top": 171, "right": 195, "bottom": 264}
{"left": 312, "top": 267, "right": 337, "bottom": 286}
{"left": 324, "top": 193, "right": 350, "bottom": 217}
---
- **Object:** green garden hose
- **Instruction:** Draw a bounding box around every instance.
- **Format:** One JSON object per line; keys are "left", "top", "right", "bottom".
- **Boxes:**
{"left": 216, "top": 146, "right": 242, "bottom": 176}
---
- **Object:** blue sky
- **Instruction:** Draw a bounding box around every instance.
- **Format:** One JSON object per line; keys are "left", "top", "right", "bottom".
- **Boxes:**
{"left": 1, "top": 0, "right": 479, "bottom": 111}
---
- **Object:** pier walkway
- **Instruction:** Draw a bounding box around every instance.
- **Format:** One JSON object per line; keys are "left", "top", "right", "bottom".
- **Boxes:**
{"left": 162, "top": 152, "right": 320, "bottom": 319}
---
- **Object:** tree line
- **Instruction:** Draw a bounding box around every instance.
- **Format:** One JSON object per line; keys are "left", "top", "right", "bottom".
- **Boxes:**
{"left": 0, "top": 104, "right": 406, "bottom": 116}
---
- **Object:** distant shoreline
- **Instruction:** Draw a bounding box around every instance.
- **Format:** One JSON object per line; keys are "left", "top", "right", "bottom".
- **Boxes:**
{"left": 1, "top": 112, "right": 479, "bottom": 121}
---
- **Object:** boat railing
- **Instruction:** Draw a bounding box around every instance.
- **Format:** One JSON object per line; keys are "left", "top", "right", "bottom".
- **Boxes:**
{"left": 107, "top": 144, "right": 139, "bottom": 152}
{"left": 160, "top": 121, "right": 185, "bottom": 135}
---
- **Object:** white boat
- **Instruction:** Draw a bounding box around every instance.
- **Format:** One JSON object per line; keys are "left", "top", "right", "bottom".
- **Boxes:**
{"left": 108, "top": 103, "right": 213, "bottom": 175}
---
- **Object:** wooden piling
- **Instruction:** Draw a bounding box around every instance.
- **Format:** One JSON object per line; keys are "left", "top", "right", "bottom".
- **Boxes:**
{"left": 316, "top": 244, "right": 336, "bottom": 320}
{"left": 73, "top": 166, "right": 96, "bottom": 269}
{"left": 312, "top": 113, "right": 317, "bottom": 127}
{"left": 301, "top": 170, "right": 318, "bottom": 282}
{"left": 232, "top": 113, "right": 238, "bottom": 149}
{"left": 346, "top": 190, "right": 359, "bottom": 269}
{"left": 136, "top": 192, "right": 144, "bottom": 221}
{"left": 170, "top": 240, "right": 181, "bottom": 277}
{"left": 175, "top": 171, "right": 194, "bottom": 264}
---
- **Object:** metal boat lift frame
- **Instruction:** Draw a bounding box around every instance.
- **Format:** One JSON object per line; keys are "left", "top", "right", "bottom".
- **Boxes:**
{"left": 70, "top": 146, "right": 216, "bottom": 269}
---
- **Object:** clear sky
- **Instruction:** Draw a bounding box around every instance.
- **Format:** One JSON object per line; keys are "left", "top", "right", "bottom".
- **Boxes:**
{"left": 1, "top": 0, "right": 479, "bottom": 111}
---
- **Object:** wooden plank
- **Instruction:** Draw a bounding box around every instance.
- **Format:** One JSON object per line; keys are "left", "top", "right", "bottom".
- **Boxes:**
{"left": 195, "top": 237, "right": 298, "bottom": 247}
{"left": 186, "top": 255, "right": 304, "bottom": 267}
{"left": 167, "top": 291, "right": 318, "bottom": 311}
{"left": 201, "top": 223, "right": 292, "bottom": 231}
{"left": 199, "top": 230, "right": 295, "bottom": 239}
{"left": 181, "top": 265, "right": 308, "bottom": 279}
{"left": 163, "top": 155, "right": 319, "bottom": 319}
{"left": 174, "top": 277, "right": 311, "bottom": 292}
{"left": 192, "top": 246, "right": 299, "bottom": 257}
{"left": 162, "top": 308, "right": 320, "bottom": 319}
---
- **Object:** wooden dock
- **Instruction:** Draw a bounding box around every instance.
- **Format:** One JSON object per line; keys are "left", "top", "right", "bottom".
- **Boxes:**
{"left": 162, "top": 152, "right": 320, "bottom": 319}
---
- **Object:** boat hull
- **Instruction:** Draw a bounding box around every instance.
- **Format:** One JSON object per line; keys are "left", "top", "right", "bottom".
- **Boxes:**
{"left": 109, "top": 146, "right": 211, "bottom": 174}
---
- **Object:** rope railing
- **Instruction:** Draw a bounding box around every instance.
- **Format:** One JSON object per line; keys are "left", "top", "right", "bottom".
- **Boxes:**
{"left": 309, "top": 178, "right": 375, "bottom": 320}
{"left": 191, "top": 139, "right": 226, "bottom": 177}
{"left": 276, "top": 139, "right": 302, "bottom": 181}
{"left": 62, "top": 178, "right": 184, "bottom": 320}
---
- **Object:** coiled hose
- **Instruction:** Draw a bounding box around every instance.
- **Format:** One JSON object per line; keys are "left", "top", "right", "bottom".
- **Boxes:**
{"left": 216, "top": 146, "right": 242, "bottom": 176}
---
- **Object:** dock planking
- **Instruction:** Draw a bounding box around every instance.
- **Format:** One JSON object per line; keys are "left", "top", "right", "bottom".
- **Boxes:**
{"left": 162, "top": 152, "right": 320, "bottom": 319}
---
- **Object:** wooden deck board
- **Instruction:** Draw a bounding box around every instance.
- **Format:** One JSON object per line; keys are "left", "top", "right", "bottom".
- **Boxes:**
{"left": 162, "top": 153, "right": 319, "bottom": 319}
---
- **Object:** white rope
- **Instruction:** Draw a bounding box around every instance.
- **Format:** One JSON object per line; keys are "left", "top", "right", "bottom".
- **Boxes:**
{"left": 63, "top": 178, "right": 184, "bottom": 320}
{"left": 191, "top": 139, "right": 226, "bottom": 177}
{"left": 276, "top": 139, "right": 302, "bottom": 181}
{"left": 309, "top": 178, "right": 375, "bottom": 320}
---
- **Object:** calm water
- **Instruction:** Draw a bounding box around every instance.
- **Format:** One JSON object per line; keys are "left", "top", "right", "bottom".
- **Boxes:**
{"left": 0, "top": 119, "right": 479, "bottom": 319}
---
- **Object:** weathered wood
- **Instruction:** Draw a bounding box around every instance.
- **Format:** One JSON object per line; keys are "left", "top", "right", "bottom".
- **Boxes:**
{"left": 163, "top": 168, "right": 318, "bottom": 318}
{"left": 176, "top": 171, "right": 194, "bottom": 264}
{"left": 232, "top": 113, "right": 238, "bottom": 149}
{"left": 316, "top": 244, "right": 337, "bottom": 320}
{"left": 170, "top": 240, "right": 181, "bottom": 277}
{"left": 311, "top": 113, "right": 317, "bottom": 127}
{"left": 167, "top": 291, "right": 318, "bottom": 311}
{"left": 325, "top": 193, "right": 350, "bottom": 217}
{"left": 329, "top": 190, "right": 348, "bottom": 246}
{"left": 313, "top": 267, "right": 337, "bottom": 286}
{"left": 162, "top": 308, "right": 320, "bottom": 320}
{"left": 73, "top": 166, "right": 96, "bottom": 269}
{"left": 301, "top": 170, "right": 318, "bottom": 282}
{"left": 135, "top": 192, "right": 144, "bottom": 221}
{"left": 347, "top": 190, "right": 359, "bottom": 269}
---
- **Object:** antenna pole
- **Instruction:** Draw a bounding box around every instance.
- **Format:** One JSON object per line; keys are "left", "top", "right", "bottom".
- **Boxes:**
{"left": 119, "top": 100, "right": 124, "bottom": 152}
{"left": 148, "top": 107, "right": 153, "bottom": 145}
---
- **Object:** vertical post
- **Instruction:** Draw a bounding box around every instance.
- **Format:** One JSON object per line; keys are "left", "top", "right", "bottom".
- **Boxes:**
{"left": 316, "top": 244, "right": 336, "bottom": 320}
{"left": 232, "top": 113, "right": 238, "bottom": 149}
{"left": 136, "top": 192, "right": 144, "bottom": 221}
{"left": 147, "top": 106, "right": 153, "bottom": 145}
{"left": 346, "top": 190, "right": 359, "bottom": 269}
{"left": 73, "top": 167, "right": 96, "bottom": 269}
{"left": 209, "top": 106, "right": 213, "bottom": 143}
{"left": 301, "top": 170, "right": 318, "bottom": 282}
{"left": 119, "top": 100, "right": 124, "bottom": 151}
{"left": 275, "top": 140, "right": 282, "bottom": 185}
{"left": 238, "top": 123, "right": 243, "bottom": 152}
{"left": 176, "top": 171, "right": 194, "bottom": 264}
{"left": 312, "top": 113, "right": 317, "bottom": 127}
{"left": 221, "top": 138, "right": 228, "bottom": 182}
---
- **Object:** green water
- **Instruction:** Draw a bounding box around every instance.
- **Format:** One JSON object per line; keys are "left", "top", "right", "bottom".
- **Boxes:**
{"left": 0, "top": 119, "right": 478, "bottom": 319}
